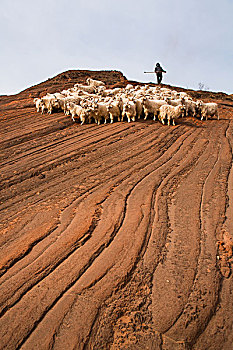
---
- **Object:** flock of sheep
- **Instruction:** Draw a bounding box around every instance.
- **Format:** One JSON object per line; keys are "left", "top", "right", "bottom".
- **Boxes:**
{"left": 33, "top": 77, "right": 219, "bottom": 126}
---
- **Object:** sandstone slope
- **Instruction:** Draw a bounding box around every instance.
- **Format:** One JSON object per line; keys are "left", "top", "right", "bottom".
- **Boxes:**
{"left": 0, "top": 70, "right": 233, "bottom": 350}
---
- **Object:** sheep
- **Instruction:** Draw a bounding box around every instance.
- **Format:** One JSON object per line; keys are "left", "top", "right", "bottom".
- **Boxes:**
{"left": 33, "top": 98, "right": 43, "bottom": 112}
{"left": 166, "top": 98, "right": 185, "bottom": 107}
{"left": 165, "top": 97, "right": 196, "bottom": 118}
{"left": 134, "top": 98, "right": 143, "bottom": 119}
{"left": 80, "top": 98, "right": 95, "bottom": 109}
{"left": 65, "top": 102, "right": 92, "bottom": 124}
{"left": 86, "top": 78, "right": 105, "bottom": 87}
{"left": 125, "top": 84, "right": 134, "bottom": 90}
{"left": 160, "top": 88, "right": 171, "bottom": 94}
{"left": 178, "top": 92, "right": 188, "bottom": 99}
{"left": 92, "top": 102, "right": 110, "bottom": 125}
{"left": 122, "top": 101, "right": 136, "bottom": 122}
{"left": 40, "top": 95, "right": 58, "bottom": 114}
{"left": 67, "top": 87, "right": 77, "bottom": 93}
{"left": 107, "top": 101, "right": 121, "bottom": 123}
{"left": 95, "top": 85, "right": 106, "bottom": 94}
{"left": 48, "top": 98, "right": 60, "bottom": 114}
{"left": 159, "top": 104, "right": 185, "bottom": 126}
{"left": 99, "top": 88, "right": 122, "bottom": 97}
{"left": 196, "top": 101, "right": 219, "bottom": 120}
{"left": 66, "top": 102, "right": 84, "bottom": 122}
{"left": 73, "top": 84, "right": 96, "bottom": 94}
{"left": 59, "top": 96, "right": 83, "bottom": 115}
{"left": 133, "top": 89, "right": 145, "bottom": 98}
{"left": 56, "top": 98, "right": 67, "bottom": 114}
{"left": 61, "top": 89, "right": 70, "bottom": 96}
{"left": 71, "top": 90, "right": 97, "bottom": 100}
{"left": 182, "top": 99, "right": 197, "bottom": 117}
{"left": 78, "top": 107, "right": 94, "bottom": 125}
{"left": 110, "top": 88, "right": 122, "bottom": 96}
{"left": 170, "top": 91, "right": 179, "bottom": 99}
{"left": 102, "top": 96, "right": 112, "bottom": 103}
{"left": 142, "top": 97, "right": 167, "bottom": 121}
{"left": 114, "top": 97, "right": 124, "bottom": 116}
{"left": 53, "top": 92, "right": 66, "bottom": 99}
{"left": 98, "top": 89, "right": 112, "bottom": 97}
{"left": 35, "top": 75, "right": 218, "bottom": 127}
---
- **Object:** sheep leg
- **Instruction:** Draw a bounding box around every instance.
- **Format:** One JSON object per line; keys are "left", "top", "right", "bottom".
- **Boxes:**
{"left": 48, "top": 104, "right": 52, "bottom": 114}
{"left": 160, "top": 113, "right": 165, "bottom": 125}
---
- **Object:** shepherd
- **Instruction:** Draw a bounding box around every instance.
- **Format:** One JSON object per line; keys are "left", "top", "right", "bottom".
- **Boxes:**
{"left": 154, "top": 62, "right": 166, "bottom": 84}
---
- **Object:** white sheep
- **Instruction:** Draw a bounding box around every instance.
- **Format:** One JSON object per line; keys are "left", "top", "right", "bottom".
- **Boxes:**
{"left": 48, "top": 98, "right": 60, "bottom": 114}
{"left": 107, "top": 101, "right": 121, "bottom": 123}
{"left": 74, "top": 84, "right": 96, "bottom": 94}
{"left": 92, "top": 102, "right": 110, "bottom": 124}
{"left": 60, "top": 96, "right": 83, "bottom": 115}
{"left": 166, "top": 98, "right": 185, "bottom": 107}
{"left": 33, "top": 98, "right": 43, "bottom": 112}
{"left": 134, "top": 98, "right": 143, "bottom": 119}
{"left": 176, "top": 92, "right": 188, "bottom": 99}
{"left": 114, "top": 97, "right": 124, "bottom": 116}
{"left": 35, "top": 74, "right": 219, "bottom": 127}
{"left": 197, "top": 101, "right": 219, "bottom": 120}
{"left": 98, "top": 88, "right": 121, "bottom": 97}
{"left": 122, "top": 101, "right": 136, "bottom": 122}
{"left": 160, "top": 88, "right": 171, "bottom": 94}
{"left": 182, "top": 98, "right": 197, "bottom": 117}
{"left": 86, "top": 78, "right": 105, "bottom": 87}
{"left": 40, "top": 95, "right": 58, "bottom": 114}
{"left": 142, "top": 97, "right": 166, "bottom": 121}
{"left": 66, "top": 102, "right": 84, "bottom": 122}
{"left": 159, "top": 104, "right": 185, "bottom": 126}
{"left": 53, "top": 92, "right": 66, "bottom": 99}
{"left": 125, "top": 84, "right": 134, "bottom": 90}
{"left": 95, "top": 85, "right": 106, "bottom": 94}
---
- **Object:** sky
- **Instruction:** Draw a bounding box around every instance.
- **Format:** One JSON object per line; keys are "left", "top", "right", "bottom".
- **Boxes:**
{"left": 1, "top": 0, "right": 233, "bottom": 95}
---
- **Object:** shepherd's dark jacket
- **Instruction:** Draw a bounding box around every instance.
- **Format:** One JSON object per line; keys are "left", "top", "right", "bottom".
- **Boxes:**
{"left": 154, "top": 65, "right": 166, "bottom": 73}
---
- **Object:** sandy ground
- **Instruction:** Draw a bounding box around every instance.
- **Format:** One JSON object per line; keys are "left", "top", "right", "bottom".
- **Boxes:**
{"left": 0, "top": 70, "right": 233, "bottom": 349}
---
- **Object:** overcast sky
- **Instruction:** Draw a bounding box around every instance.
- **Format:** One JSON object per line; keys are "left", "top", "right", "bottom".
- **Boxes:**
{"left": 1, "top": 0, "right": 233, "bottom": 95}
